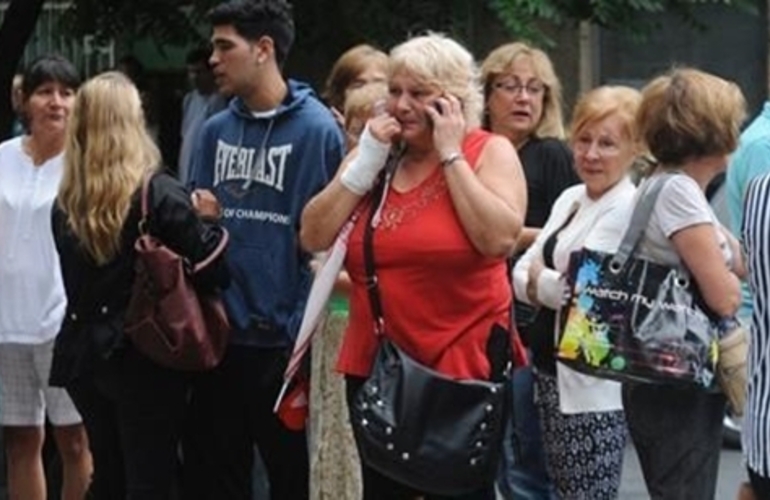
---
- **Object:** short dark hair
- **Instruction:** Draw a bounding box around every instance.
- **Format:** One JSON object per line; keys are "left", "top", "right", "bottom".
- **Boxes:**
{"left": 207, "top": 0, "right": 295, "bottom": 66}
{"left": 21, "top": 54, "right": 81, "bottom": 100}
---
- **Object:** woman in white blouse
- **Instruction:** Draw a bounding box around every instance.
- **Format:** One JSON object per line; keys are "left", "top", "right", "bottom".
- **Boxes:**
{"left": 513, "top": 85, "right": 642, "bottom": 499}
{"left": 0, "top": 55, "right": 91, "bottom": 500}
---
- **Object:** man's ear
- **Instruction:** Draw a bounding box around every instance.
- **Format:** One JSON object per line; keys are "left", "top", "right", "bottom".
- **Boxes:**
{"left": 254, "top": 35, "right": 275, "bottom": 64}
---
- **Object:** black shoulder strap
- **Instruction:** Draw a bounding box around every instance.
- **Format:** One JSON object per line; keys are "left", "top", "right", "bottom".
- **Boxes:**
{"left": 362, "top": 147, "right": 404, "bottom": 336}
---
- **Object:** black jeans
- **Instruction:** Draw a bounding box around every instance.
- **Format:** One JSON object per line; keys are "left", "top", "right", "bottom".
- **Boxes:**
{"left": 181, "top": 345, "right": 309, "bottom": 500}
{"left": 66, "top": 347, "right": 189, "bottom": 500}
{"left": 622, "top": 383, "right": 725, "bottom": 500}
{"left": 749, "top": 467, "right": 770, "bottom": 499}
{"left": 345, "top": 376, "right": 496, "bottom": 500}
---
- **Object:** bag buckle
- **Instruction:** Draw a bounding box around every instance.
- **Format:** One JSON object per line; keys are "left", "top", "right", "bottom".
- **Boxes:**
{"left": 374, "top": 317, "right": 385, "bottom": 336}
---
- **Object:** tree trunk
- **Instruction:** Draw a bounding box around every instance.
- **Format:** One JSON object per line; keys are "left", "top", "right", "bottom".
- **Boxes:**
{"left": 578, "top": 20, "right": 596, "bottom": 94}
{"left": 0, "top": 0, "right": 45, "bottom": 141}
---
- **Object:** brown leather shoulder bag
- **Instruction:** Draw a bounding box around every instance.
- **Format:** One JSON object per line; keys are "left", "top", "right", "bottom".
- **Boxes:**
{"left": 124, "top": 174, "right": 230, "bottom": 370}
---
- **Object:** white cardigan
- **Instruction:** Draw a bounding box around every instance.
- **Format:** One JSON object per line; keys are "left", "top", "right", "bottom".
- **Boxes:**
{"left": 513, "top": 177, "right": 636, "bottom": 414}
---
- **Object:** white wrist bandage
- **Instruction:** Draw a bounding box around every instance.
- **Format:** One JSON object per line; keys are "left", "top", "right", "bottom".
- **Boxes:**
{"left": 340, "top": 126, "right": 391, "bottom": 195}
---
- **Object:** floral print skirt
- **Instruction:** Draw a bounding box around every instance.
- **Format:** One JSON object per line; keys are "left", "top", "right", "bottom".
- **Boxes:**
{"left": 534, "top": 371, "right": 627, "bottom": 500}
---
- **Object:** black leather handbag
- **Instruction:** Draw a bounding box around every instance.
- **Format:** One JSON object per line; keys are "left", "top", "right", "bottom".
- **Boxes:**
{"left": 350, "top": 168, "right": 511, "bottom": 496}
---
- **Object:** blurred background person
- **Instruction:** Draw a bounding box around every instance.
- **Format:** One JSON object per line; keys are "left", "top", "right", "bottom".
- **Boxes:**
{"left": 51, "top": 71, "right": 228, "bottom": 499}
{"left": 309, "top": 79, "right": 387, "bottom": 500}
{"left": 310, "top": 42, "right": 389, "bottom": 500}
{"left": 301, "top": 32, "right": 527, "bottom": 499}
{"left": 727, "top": 98, "right": 770, "bottom": 249}
{"left": 625, "top": 67, "right": 746, "bottom": 500}
{"left": 178, "top": 45, "right": 228, "bottom": 184}
{"left": 0, "top": 54, "right": 91, "bottom": 500}
{"left": 724, "top": 91, "right": 770, "bottom": 346}
{"left": 480, "top": 41, "right": 578, "bottom": 500}
{"left": 116, "top": 54, "right": 159, "bottom": 143}
{"left": 10, "top": 73, "right": 25, "bottom": 137}
{"left": 341, "top": 82, "right": 388, "bottom": 150}
{"left": 322, "top": 44, "right": 388, "bottom": 127}
{"left": 513, "top": 85, "right": 642, "bottom": 499}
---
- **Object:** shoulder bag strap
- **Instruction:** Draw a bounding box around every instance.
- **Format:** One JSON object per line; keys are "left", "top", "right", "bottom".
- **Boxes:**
{"left": 192, "top": 229, "right": 230, "bottom": 273}
{"left": 611, "top": 172, "right": 676, "bottom": 269}
{"left": 138, "top": 172, "right": 154, "bottom": 235}
{"left": 362, "top": 148, "right": 403, "bottom": 336}
{"left": 140, "top": 171, "right": 229, "bottom": 273}
{"left": 363, "top": 173, "right": 391, "bottom": 337}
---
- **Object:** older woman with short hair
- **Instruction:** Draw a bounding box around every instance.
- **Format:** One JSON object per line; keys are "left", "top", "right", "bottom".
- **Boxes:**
{"left": 301, "top": 32, "right": 527, "bottom": 499}
{"left": 514, "top": 85, "right": 643, "bottom": 499}
{"left": 624, "top": 67, "right": 746, "bottom": 500}
{"left": 323, "top": 44, "right": 388, "bottom": 125}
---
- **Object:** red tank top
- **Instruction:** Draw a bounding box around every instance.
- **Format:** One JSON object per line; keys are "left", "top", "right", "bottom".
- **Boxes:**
{"left": 337, "top": 129, "right": 523, "bottom": 379}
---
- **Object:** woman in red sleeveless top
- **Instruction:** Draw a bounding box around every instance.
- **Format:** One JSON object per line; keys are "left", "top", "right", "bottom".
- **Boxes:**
{"left": 301, "top": 33, "right": 527, "bottom": 499}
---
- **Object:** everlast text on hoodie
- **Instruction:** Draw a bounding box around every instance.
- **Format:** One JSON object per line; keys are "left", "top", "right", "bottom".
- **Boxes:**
{"left": 190, "top": 79, "right": 345, "bottom": 347}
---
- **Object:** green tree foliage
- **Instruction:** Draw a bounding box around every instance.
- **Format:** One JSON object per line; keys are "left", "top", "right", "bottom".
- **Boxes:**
{"left": 60, "top": 0, "right": 219, "bottom": 45}
{"left": 60, "top": 0, "right": 465, "bottom": 48}
{"left": 0, "top": 0, "right": 760, "bottom": 140}
{"left": 53, "top": 0, "right": 760, "bottom": 49}
{"left": 487, "top": 0, "right": 758, "bottom": 46}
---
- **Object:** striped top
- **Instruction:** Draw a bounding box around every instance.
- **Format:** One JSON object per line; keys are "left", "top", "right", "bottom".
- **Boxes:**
{"left": 741, "top": 172, "right": 770, "bottom": 476}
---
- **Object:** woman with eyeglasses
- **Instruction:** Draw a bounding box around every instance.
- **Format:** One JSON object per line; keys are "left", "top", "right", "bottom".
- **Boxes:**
{"left": 480, "top": 42, "right": 579, "bottom": 500}
{"left": 481, "top": 43, "right": 579, "bottom": 253}
{"left": 513, "top": 86, "right": 643, "bottom": 499}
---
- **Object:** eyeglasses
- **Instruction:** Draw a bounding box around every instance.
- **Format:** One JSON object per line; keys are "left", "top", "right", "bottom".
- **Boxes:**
{"left": 493, "top": 81, "right": 545, "bottom": 96}
{"left": 573, "top": 136, "right": 621, "bottom": 157}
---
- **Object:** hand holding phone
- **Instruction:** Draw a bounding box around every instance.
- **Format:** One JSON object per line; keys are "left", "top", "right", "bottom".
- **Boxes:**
{"left": 425, "top": 100, "right": 443, "bottom": 127}
{"left": 425, "top": 94, "right": 466, "bottom": 160}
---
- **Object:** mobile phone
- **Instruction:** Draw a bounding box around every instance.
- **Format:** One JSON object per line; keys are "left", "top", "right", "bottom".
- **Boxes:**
{"left": 426, "top": 100, "right": 442, "bottom": 127}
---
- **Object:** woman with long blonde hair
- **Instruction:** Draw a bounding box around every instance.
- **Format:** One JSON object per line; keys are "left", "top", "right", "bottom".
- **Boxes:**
{"left": 50, "top": 71, "right": 229, "bottom": 499}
